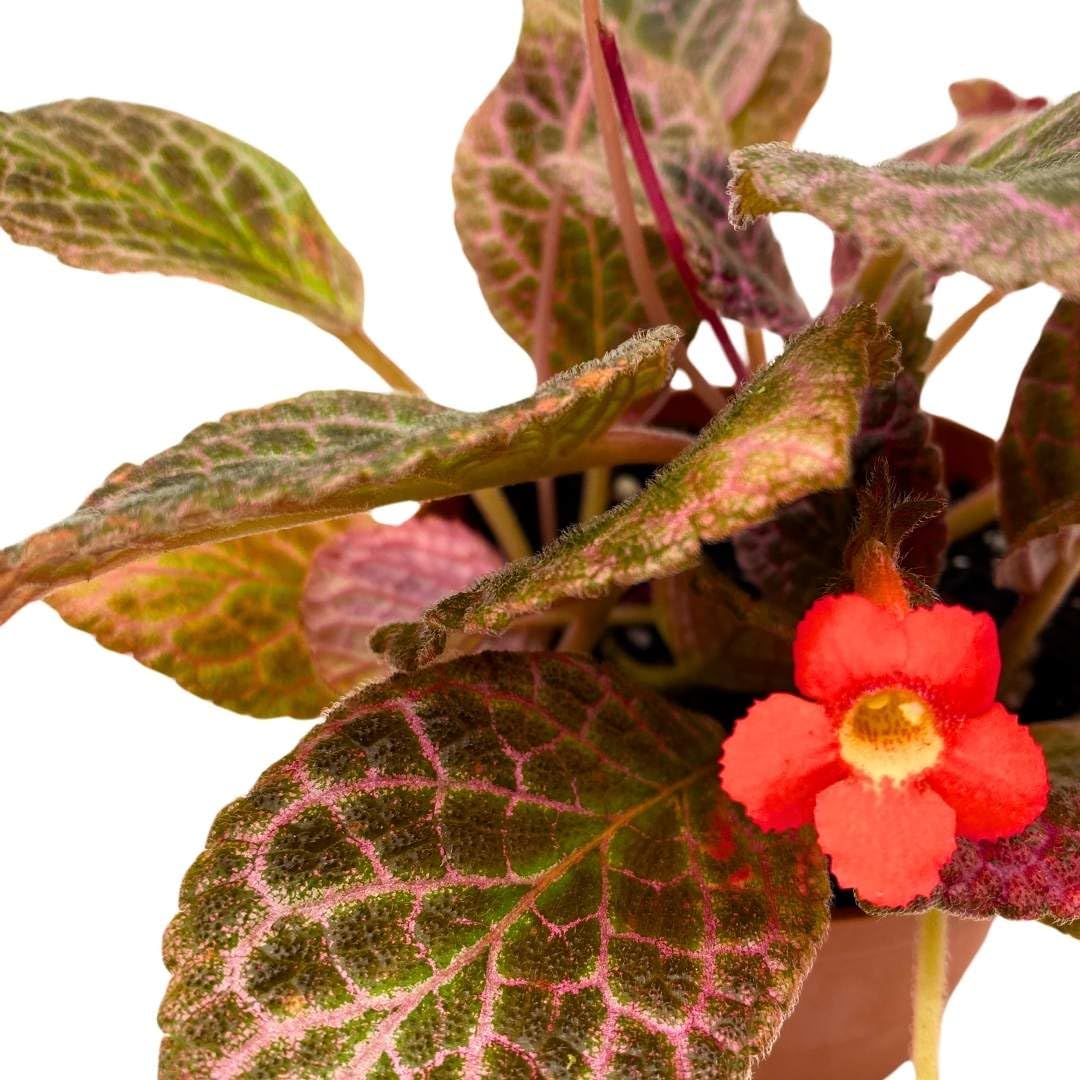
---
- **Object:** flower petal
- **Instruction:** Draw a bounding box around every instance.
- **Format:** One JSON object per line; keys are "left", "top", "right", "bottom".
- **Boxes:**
{"left": 814, "top": 778, "right": 957, "bottom": 906}
{"left": 794, "top": 594, "right": 907, "bottom": 704}
{"left": 721, "top": 694, "right": 846, "bottom": 831}
{"left": 928, "top": 704, "right": 1049, "bottom": 839}
{"left": 900, "top": 604, "right": 1000, "bottom": 717}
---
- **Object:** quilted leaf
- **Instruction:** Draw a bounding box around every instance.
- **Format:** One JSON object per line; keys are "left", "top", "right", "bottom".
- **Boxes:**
{"left": 159, "top": 652, "right": 830, "bottom": 1078}
{"left": 301, "top": 516, "right": 509, "bottom": 694}
{"left": 0, "top": 99, "right": 364, "bottom": 337}
{"left": 883, "top": 718, "right": 1080, "bottom": 927}
{"left": 995, "top": 298, "right": 1080, "bottom": 591}
{"left": 372, "top": 306, "right": 898, "bottom": 670}
{"left": 0, "top": 326, "right": 678, "bottom": 626}
{"left": 47, "top": 520, "right": 353, "bottom": 719}
{"left": 729, "top": 91, "right": 1080, "bottom": 297}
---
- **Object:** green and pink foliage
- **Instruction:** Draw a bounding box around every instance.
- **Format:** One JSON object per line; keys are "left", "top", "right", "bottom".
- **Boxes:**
{"left": 729, "top": 91, "right": 1080, "bottom": 298}
{"left": 372, "top": 306, "right": 898, "bottom": 670}
{"left": 159, "top": 652, "right": 830, "bottom": 1078}
{"left": 0, "top": 326, "right": 677, "bottom": 626}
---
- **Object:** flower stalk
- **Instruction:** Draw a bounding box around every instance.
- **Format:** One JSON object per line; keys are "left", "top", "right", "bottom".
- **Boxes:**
{"left": 911, "top": 907, "right": 949, "bottom": 1080}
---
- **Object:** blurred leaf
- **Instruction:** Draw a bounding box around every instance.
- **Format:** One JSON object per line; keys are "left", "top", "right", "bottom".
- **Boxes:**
{"left": 729, "top": 91, "right": 1080, "bottom": 297}
{"left": 47, "top": 520, "right": 353, "bottom": 719}
{"left": 301, "top": 516, "right": 509, "bottom": 694}
{"left": 373, "top": 306, "right": 898, "bottom": 669}
{"left": 0, "top": 98, "right": 364, "bottom": 336}
{"left": 996, "top": 298, "right": 1080, "bottom": 592}
{"left": 728, "top": 6, "right": 831, "bottom": 148}
{"left": 159, "top": 652, "right": 830, "bottom": 1078}
{"left": 0, "top": 327, "right": 679, "bottom": 625}
{"left": 878, "top": 717, "right": 1080, "bottom": 927}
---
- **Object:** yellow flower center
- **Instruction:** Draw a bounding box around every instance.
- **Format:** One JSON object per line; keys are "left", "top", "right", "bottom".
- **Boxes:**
{"left": 838, "top": 687, "right": 943, "bottom": 784}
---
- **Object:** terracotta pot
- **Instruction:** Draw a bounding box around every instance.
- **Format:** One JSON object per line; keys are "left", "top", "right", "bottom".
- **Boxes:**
{"left": 755, "top": 909, "right": 991, "bottom": 1080}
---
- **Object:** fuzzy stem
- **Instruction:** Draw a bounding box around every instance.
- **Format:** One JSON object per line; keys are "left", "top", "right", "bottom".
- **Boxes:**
{"left": 336, "top": 328, "right": 425, "bottom": 395}
{"left": 744, "top": 327, "right": 766, "bottom": 374}
{"left": 945, "top": 483, "right": 997, "bottom": 543}
{"left": 999, "top": 541, "right": 1080, "bottom": 692}
{"left": 596, "top": 21, "right": 748, "bottom": 387}
{"left": 911, "top": 908, "right": 948, "bottom": 1080}
{"left": 923, "top": 288, "right": 1006, "bottom": 375}
{"left": 471, "top": 488, "right": 533, "bottom": 562}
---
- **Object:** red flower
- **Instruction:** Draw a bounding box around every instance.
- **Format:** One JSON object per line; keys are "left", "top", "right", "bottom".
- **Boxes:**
{"left": 720, "top": 594, "right": 1048, "bottom": 906}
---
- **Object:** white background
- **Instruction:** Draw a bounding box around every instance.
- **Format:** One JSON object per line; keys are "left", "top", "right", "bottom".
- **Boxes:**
{"left": 1, "top": 2, "right": 1077, "bottom": 1077}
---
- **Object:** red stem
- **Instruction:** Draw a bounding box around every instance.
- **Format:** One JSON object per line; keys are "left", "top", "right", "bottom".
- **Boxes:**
{"left": 597, "top": 22, "right": 748, "bottom": 386}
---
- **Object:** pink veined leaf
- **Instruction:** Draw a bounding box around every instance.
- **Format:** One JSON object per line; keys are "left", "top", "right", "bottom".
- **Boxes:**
{"left": 995, "top": 298, "right": 1080, "bottom": 592}
{"left": 159, "top": 651, "right": 830, "bottom": 1078}
{"left": 729, "top": 91, "right": 1080, "bottom": 298}
{"left": 301, "top": 516, "right": 513, "bottom": 694}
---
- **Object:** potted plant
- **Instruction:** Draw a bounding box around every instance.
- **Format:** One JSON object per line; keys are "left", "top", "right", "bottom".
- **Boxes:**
{"left": 1, "top": 1, "right": 1076, "bottom": 1077}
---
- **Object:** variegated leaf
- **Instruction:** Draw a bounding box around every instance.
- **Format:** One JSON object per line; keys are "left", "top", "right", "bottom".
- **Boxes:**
{"left": 0, "top": 99, "right": 364, "bottom": 338}
{"left": 159, "top": 652, "right": 830, "bottom": 1078}
{"left": 301, "top": 516, "right": 509, "bottom": 694}
{"left": 0, "top": 327, "right": 679, "bottom": 625}
{"left": 729, "top": 91, "right": 1080, "bottom": 297}
{"left": 727, "top": 6, "right": 830, "bottom": 148}
{"left": 372, "top": 306, "right": 898, "bottom": 670}
{"left": 995, "top": 298, "right": 1080, "bottom": 592}
{"left": 46, "top": 520, "right": 354, "bottom": 719}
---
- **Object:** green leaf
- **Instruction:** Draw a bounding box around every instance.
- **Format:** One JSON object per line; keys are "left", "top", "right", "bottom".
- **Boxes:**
{"left": 995, "top": 298, "right": 1080, "bottom": 592}
{"left": 159, "top": 652, "right": 830, "bottom": 1078}
{"left": 301, "top": 516, "right": 510, "bottom": 695}
{"left": 729, "top": 91, "right": 1080, "bottom": 297}
{"left": 0, "top": 99, "right": 363, "bottom": 337}
{"left": 0, "top": 326, "right": 679, "bottom": 626}
{"left": 46, "top": 520, "right": 353, "bottom": 719}
{"left": 373, "top": 306, "right": 898, "bottom": 670}
{"left": 728, "top": 6, "right": 831, "bottom": 148}
{"left": 884, "top": 718, "right": 1080, "bottom": 927}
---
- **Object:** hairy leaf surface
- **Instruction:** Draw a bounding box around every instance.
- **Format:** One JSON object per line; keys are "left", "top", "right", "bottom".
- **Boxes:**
{"left": 47, "top": 520, "right": 354, "bottom": 719}
{"left": 0, "top": 327, "right": 678, "bottom": 625}
{"left": 373, "top": 306, "right": 898, "bottom": 669}
{"left": 159, "top": 652, "right": 830, "bottom": 1078}
{"left": 301, "top": 517, "right": 509, "bottom": 694}
{"left": 883, "top": 718, "right": 1080, "bottom": 927}
{"left": 0, "top": 99, "right": 364, "bottom": 336}
{"left": 729, "top": 91, "right": 1080, "bottom": 297}
{"left": 995, "top": 298, "right": 1080, "bottom": 591}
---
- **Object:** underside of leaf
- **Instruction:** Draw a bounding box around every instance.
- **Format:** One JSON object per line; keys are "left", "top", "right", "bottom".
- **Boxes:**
{"left": 159, "top": 652, "right": 830, "bottom": 1078}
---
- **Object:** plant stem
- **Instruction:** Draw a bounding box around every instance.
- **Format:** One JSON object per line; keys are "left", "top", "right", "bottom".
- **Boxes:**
{"left": 999, "top": 541, "right": 1080, "bottom": 692}
{"left": 922, "top": 288, "right": 1006, "bottom": 375}
{"left": 744, "top": 327, "right": 766, "bottom": 374}
{"left": 336, "top": 327, "right": 425, "bottom": 395}
{"left": 911, "top": 908, "right": 948, "bottom": 1080}
{"left": 471, "top": 487, "right": 533, "bottom": 562}
{"left": 516, "top": 601, "right": 655, "bottom": 628}
{"left": 558, "top": 591, "right": 624, "bottom": 652}
{"left": 596, "top": 21, "right": 748, "bottom": 387}
{"left": 945, "top": 482, "right": 997, "bottom": 543}
{"left": 580, "top": 466, "right": 611, "bottom": 523}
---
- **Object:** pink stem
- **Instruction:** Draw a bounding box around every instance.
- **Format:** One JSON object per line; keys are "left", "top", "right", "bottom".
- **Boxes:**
{"left": 597, "top": 22, "right": 748, "bottom": 386}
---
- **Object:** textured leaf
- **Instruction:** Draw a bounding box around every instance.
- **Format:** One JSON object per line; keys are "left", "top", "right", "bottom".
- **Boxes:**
{"left": 904, "top": 80, "right": 1047, "bottom": 166}
{"left": 729, "top": 91, "right": 1080, "bottom": 297}
{"left": 301, "top": 516, "right": 508, "bottom": 694}
{"left": 995, "top": 298, "right": 1080, "bottom": 592}
{"left": 0, "top": 326, "right": 678, "bottom": 625}
{"left": 0, "top": 99, "right": 363, "bottom": 336}
{"left": 47, "top": 520, "right": 354, "bottom": 719}
{"left": 885, "top": 718, "right": 1080, "bottom": 927}
{"left": 453, "top": 0, "right": 812, "bottom": 372}
{"left": 159, "top": 652, "right": 830, "bottom": 1078}
{"left": 373, "top": 306, "right": 898, "bottom": 670}
{"left": 727, "top": 6, "right": 830, "bottom": 148}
